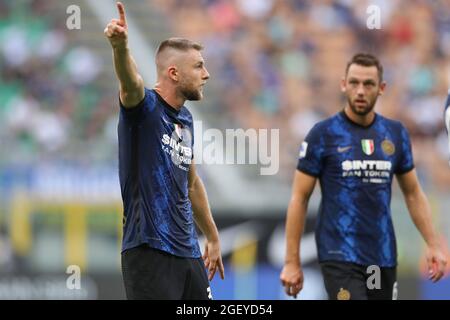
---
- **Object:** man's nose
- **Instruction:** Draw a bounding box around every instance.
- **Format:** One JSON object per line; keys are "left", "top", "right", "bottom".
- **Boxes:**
{"left": 356, "top": 84, "right": 365, "bottom": 95}
{"left": 203, "top": 67, "right": 210, "bottom": 80}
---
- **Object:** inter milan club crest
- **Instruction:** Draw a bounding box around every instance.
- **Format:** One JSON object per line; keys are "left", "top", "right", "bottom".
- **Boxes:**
{"left": 381, "top": 139, "right": 395, "bottom": 156}
{"left": 361, "top": 139, "right": 374, "bottom": 155}
{"left": 337, "top": 288, "right": 351, "bottom": 300}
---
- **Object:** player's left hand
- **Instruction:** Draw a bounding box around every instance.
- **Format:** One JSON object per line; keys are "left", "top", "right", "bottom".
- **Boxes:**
{"left": 426, "top": 245, "right": 447, "bottom": 282}
{"left": 203, "top": 240, "right": 225, "bottom": 281}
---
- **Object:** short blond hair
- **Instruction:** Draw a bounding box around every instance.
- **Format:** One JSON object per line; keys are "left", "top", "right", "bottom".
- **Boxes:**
{"left": 156, "top": 38, "right": 203, "bottom": 56}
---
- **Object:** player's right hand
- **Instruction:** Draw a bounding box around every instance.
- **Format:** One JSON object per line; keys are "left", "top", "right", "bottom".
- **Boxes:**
{"left": 426, "top": 244, "right": 448, "bottom": 282}
{"left": 280, "top": 262, "right": 304, "bottom": 298}
{"left": 104, "top": 2, "right": 128, "bottom": 49}
{"left": 203, "top": 240, "right": 225, "bottom": 281}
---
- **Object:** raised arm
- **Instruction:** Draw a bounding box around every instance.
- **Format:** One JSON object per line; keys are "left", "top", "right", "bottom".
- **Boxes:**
{"left": 104, "top": 2, "right": 144, "bottom": 108}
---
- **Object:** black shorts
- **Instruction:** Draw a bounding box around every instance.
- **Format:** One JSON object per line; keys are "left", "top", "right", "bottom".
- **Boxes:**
{"left": 320, "top": 260, "right": 397, "bottom": 300}
{"left": 121, "top": 244, "right": 211, "bottom": 300}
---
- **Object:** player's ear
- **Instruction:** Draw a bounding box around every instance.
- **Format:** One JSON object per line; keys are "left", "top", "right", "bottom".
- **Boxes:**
{"left": 378, "top": 81, "right": 386, "bottom": 96}
{"left": 168, "top": 65, "right": 179, "bottom": 82}
{"left": 340, "top": 77, "right": 346, "bottom": 93}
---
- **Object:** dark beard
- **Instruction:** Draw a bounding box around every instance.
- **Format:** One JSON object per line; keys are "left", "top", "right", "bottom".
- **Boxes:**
{"left": 180, "top": 87, "right": 202, "bottom": 101}
{"left": 347, "top": 96, "right": 377, "bottom": 116}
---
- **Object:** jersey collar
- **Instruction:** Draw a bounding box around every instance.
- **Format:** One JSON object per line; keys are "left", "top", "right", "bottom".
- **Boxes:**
{"left": 340, "top": 110, "right": 377, "bottom": 129}
{"left": 153, "top": 89, "right": 182, "bottom": 115}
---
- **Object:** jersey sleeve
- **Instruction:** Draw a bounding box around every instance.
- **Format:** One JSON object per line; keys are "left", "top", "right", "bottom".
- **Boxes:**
{"left": 119, "top": 88, "right": 156, "bottom": 122}
{"left": 296, "top": 124, "right": 325, "bottom": 177}
{"left": 394, "top": 124, "right": 415, "bottom": 174}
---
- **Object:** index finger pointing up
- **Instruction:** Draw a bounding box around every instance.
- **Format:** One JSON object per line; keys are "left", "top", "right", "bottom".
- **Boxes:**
{"left": 117, "top": 2, "right": 127, "bottom": 26}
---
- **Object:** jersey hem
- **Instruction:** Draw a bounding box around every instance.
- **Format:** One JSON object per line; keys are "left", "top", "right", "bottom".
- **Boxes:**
{"left": 318, "top": 257, "right": 397, "bottom": 268}
{"left": 122, "top": 240, "right": 201, "bottom": 259}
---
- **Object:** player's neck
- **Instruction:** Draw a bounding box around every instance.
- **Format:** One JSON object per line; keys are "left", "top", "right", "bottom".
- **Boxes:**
{"left": 153, "top": 84, "right": 185, "bottom": 110}
{"left": 344, "top": 106, "right": 375, "bottom": 127}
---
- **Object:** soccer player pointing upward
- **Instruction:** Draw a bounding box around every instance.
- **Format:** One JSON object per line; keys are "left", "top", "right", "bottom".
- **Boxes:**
{"left": 105, "top": 2, "right": 224, "bottom": 299}
{"left": 281, "top": 53, "right": 447, "bottom": 300}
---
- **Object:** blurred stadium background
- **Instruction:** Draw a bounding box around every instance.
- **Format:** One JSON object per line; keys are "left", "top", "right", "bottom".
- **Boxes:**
{"left": 0, "top": 0, "right": 449, "bottom": 299}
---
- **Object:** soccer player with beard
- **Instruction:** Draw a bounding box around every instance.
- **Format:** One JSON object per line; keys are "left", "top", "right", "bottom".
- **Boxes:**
{"left": 104, "top": 2, "right": 224, "bottom": 299}
{"left": 280, "top": 53, "right": 447, "bottom": 300}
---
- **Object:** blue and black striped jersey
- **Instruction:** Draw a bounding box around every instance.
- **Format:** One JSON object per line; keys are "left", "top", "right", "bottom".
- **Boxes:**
{"left": 118, "top": 88, "right": 201, "bottom": 258}
{"left": 297, "top": 111, "right": 414, "bottom": 267}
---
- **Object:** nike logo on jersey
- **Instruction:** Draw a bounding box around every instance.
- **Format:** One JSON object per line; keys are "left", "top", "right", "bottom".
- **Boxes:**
{"left": 337, "top": 146, "right": 352, "bottom": 153}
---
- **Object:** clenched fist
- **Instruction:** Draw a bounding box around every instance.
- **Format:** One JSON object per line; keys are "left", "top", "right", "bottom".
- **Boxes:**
{"left": 104, "top": 2, "right": 128, "bottom": 50}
